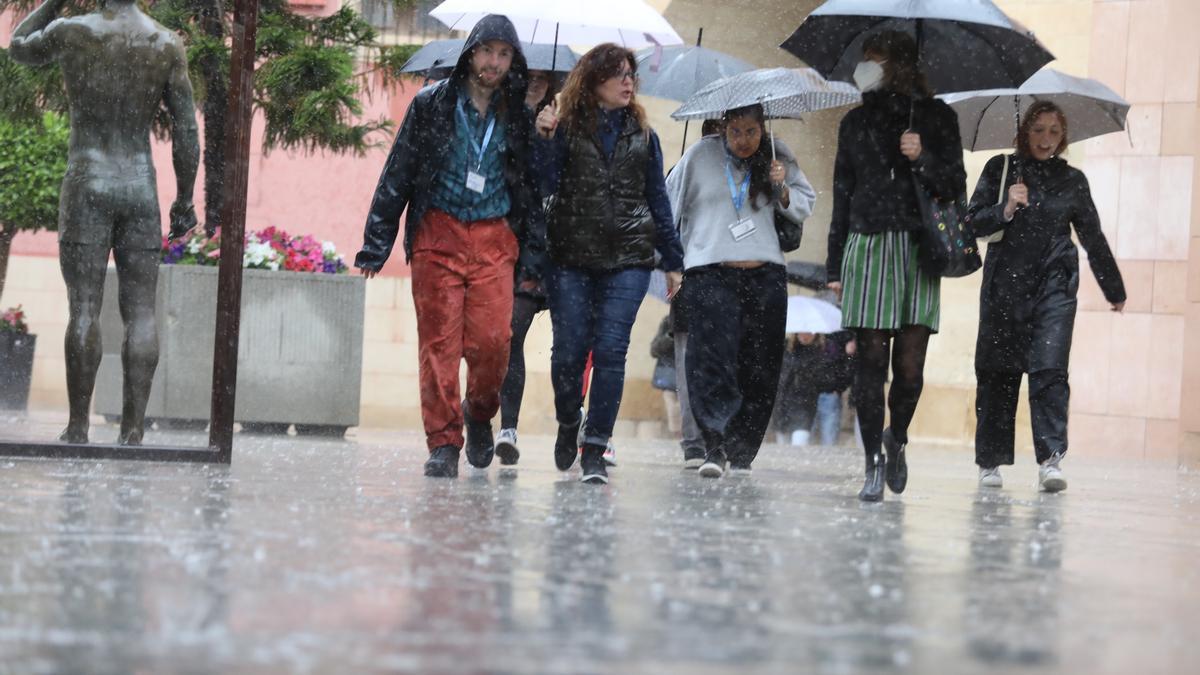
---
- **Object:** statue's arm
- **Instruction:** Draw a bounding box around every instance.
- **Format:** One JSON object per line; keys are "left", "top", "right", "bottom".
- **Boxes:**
{"left": 9, "top": 0, "right": 70, "bottom": 66}
{"left": 164, "top": 39, "right": 200, "bottom": 236}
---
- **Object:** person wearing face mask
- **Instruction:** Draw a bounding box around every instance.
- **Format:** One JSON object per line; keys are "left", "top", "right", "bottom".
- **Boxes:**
{"left": 966, "top": 101, "right": 1125, "bottom": 493}
{"left": 534, "top": 43, "right": 685, "bottom": 484}
{"left": 666, "top": 104, "right": 816, "bottom": 477}
{"left": 825, "top": 30, "right": 967, "bottom": 502}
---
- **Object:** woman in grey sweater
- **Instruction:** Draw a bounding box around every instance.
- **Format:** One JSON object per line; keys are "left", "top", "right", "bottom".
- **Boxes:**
{"left": 666, "top": 104, "right": 816, "bottom": 477}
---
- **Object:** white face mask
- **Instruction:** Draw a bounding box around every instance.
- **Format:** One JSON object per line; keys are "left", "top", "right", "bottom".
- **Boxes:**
{"left": 853, "top": 60, "right": 886, "bottom": 92}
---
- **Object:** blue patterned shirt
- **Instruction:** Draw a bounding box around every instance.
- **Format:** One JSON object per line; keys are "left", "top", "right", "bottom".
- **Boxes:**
{"left": 429, "top": 87, "right": 511, "bottom": 222}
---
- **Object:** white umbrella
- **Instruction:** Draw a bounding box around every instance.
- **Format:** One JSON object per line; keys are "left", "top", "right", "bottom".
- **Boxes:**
{"left": 671, "top": 68, "right": 862, "bottom": 121}
{"left": 786, "top": 296, "right": 843, "bottom": 334}
{"left": 430, "top": 0, "right": 684, "bottom": 49}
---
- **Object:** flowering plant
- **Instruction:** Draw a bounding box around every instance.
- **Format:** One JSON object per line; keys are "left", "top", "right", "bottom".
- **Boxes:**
{"left": 1, "top": 305, "right": 29, "bottom": 334}
{"left": 162, "top": 226, "right": 348, "bottom": 274}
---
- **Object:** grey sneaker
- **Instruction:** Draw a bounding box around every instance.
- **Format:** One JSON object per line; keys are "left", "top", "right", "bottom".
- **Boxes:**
{"left": 698, "top": 451, "right": 727, "bottom": 479}
{"left": 979, "top": 466, "right": 1003, "bottom": 488}
{"left": 1039, "top": 454, "right": 1067, "bottom": 493}
{"left": 495, "top": 428, "right": 520, "bottom": 466}
{"left": 683, "top": 446, "right": 705, "bottom": 470}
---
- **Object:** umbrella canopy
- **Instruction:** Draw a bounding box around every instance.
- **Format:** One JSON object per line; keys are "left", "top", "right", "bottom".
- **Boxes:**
{"left": 671, "top": 67, "right": 861, "bottom": 121}
{"left": 780, "top": 0, "right": 1054, "bottom": 94}
{"left": 634, "top": 44, "right": 756, "bottom": 102}
{"left": 938, "top": 68, "right": 1130, "bottom": 151}
{"left": 398, "top": 39, "right": 579, "bottom": 80}
{"left": 786, "top": 296, "right": 843, "bottom": 334}
{"left": 430, "top": 0, "right": 683, "bottom": 48}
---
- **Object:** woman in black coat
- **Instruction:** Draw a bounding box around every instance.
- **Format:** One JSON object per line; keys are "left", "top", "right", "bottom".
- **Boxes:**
{"left": 966, "top": 101, "right": 1126, "bottom": 493}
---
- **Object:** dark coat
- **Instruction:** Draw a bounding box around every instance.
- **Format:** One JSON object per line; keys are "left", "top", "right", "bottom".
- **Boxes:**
{"left": 826, "top": 90, "right": 966, "bottom": 281}
{"left": 966, "top": 154, "right": 1126, "bottom": 372}
{"left": 545, "top": 114, "right": 658, "bottom": 270}
{"left": 355, "top": 15, "right": 547, "bottom": 280}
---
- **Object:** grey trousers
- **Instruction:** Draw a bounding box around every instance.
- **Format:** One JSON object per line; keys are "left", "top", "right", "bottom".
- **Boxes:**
{"left": 674, "top": 331, "right": 703, "bottom": 454}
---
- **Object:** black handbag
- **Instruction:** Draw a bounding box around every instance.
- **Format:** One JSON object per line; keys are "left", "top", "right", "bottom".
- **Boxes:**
{"left": 774, "top": 211, "right": 802, "bottom": 253}
{"left": 910, "top": 175, "right": 982, "bottom": 278}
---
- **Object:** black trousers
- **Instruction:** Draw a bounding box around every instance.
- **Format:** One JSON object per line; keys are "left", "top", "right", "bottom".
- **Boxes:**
{"left": 975, "top": 368, "right": 1069, "bottom": 467}
{"left": 685, "top": 264, "right": 787, "bottom": 465}
{"left": 499, "top": 294, "right": 541, "bottom": 429}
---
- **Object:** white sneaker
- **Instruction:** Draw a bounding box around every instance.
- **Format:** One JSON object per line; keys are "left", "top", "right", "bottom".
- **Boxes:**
{"left": 495, "top": 428, "right": 520, "bottom": 466}
{"left": 1038, "top": 454, "right": 1067, "bottom": 493}
{"left": 978, "top": 466, "right": 1003, "bottom": 488}
{"left": 790, "top": 429, "right": 811, "bottom": 446}
{"left": 602, "top": 440, "right": 617, "bottom": 467}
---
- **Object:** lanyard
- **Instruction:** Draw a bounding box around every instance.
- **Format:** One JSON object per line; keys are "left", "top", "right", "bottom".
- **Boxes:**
{"left": 457, "top": 99, "right": 496, "bottom": 171}
{"left": 724, "top": 159, "right": 752, "bottom": 215}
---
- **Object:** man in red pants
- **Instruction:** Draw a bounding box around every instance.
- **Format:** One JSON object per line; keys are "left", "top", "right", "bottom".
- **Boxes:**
{"left": 356, "top": 15, "right": 546, "bottom": 477}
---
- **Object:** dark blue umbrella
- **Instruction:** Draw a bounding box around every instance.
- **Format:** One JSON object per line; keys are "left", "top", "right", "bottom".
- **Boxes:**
{"left": 780, "top": 0, "right": 1054, "bottom": 94}
{"left": 399, "top": 39, "right": 579, "bottom": 80}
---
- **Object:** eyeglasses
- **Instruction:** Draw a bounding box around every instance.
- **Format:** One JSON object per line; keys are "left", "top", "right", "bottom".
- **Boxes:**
{"left": 608, "top": 70, "right": 637, "bottom": 84}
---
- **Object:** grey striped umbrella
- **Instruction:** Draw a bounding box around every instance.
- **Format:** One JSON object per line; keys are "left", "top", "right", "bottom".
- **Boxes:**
{"left": 938, "top": 68, "right": 1130, "bottom": 151}
{"left": 634, "top": 44, "right": 756, "bottom": 103}
{"left": 670, "top": 67, "right": 861, "bottom": 121}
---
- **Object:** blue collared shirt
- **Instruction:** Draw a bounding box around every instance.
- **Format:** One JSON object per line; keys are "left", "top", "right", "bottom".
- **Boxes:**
{"left": 429, "top": 87, "right": 511, "bottom": 222}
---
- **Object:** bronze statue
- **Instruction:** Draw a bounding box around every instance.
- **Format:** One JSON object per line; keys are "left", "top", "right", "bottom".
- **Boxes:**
{"left": 11, "top": 0, "right": 200, "bottom": 445}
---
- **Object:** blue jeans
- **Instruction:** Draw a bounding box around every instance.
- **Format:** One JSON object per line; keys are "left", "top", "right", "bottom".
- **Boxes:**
{"left": 815, "top": 391, "right": 844, "bottom": 446}
{"left": 547, "top": 265, "right": 650, "bottom": 446}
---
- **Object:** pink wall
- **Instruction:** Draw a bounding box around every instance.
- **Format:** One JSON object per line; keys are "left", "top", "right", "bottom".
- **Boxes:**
{"left": 5, "top": 4, "right": 422, "bottom": 279}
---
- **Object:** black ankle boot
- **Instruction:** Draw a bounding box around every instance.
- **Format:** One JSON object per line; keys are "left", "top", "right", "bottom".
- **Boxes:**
{"left": 555, "top": 417, "right": 581, "bottom": 471}
{"left": 859, "top": 452, "right": 885, "bottom": 502}
{"left": 580, "top": 443, "right": 609, "bottom": 484}
{"left": 883, "top": 428, "right": 908, "bottom": 494}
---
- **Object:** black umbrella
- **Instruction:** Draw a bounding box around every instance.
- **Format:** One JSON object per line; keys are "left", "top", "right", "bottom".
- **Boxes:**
{"left": 780, "top": 0, "right": 1054, "bottom": 94}
{"left": 399, "top": 39, "right": 579, "bottom": 81}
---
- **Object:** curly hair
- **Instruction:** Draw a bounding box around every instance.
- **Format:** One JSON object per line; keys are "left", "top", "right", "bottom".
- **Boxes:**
{"left": 556, "top": 43, "right": 648, "bottom": 136}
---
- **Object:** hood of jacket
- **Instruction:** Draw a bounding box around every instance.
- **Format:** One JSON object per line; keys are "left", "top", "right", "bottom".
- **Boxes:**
{"left": 449, "top": 14, "right": 529, "bottom": 115}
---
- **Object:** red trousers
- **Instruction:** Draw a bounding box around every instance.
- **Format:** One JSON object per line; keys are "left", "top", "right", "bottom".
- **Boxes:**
{"left": 410, "top": 209, "right": 518, "bottom": 450}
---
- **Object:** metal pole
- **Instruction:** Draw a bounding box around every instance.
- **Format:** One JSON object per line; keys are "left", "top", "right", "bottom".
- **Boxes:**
{"left": 208, "top": 0, "right": 260, "bottom": 462}
{"left": 679, "top": 28, "right": 703, "bottom": 155}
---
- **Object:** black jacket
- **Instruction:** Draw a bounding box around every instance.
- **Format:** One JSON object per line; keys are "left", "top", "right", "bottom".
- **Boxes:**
{"left": 355, "top": 15, "right": 547, "bottom": 280}
{"left": 545, "top": 114, "right": 659, "bottom": 270}
{"left": 967, "top": 154, "right": 1126, "bottom": 372}
{"left": 826, "top": 90, "right": 966, "bottom": 281}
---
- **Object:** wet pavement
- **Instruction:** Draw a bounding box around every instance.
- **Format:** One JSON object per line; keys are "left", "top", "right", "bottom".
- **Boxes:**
{"left": 0, "top": 414, "right": 1197, "bottom": 674}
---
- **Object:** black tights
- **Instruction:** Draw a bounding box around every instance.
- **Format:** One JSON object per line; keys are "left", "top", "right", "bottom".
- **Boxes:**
{"left": 854, "top": 326, "right": 931, "bottom": 461}
{"left": 499, "top": 295, "right": 541, "bottom": 430}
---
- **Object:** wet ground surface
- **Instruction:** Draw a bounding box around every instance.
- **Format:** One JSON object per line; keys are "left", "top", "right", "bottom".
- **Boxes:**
{"left": 0, "top": 414, "right": 1198, "bottom": 674}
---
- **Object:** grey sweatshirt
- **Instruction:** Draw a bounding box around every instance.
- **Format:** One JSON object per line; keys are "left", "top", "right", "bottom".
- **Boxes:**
{"left": 666, "top": 136, "right": 816, "bottom": 270}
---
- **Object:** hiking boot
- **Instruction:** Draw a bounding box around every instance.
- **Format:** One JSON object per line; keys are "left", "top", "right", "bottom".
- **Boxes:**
{"left": 859, "top": 452, "right": 885, "bottom": 502}
{"left": 683, "top": 446, "right": 705, "bottom": 470}
{"left": 883, "top": 427, "right": 908, "bottom": 494}
{"left": 580, "top": 443, "right": 609, "bottom": 484}
{"left": 1039, "top": 453, "right": 1067, "bottom": 493}
{"left": 424, "top": 445, "right": 460, "bottom": 478}
{"left": 462, "top": 399, "right": 494, "bottom": 469}
{"left": 555, "top": 417, "right": 582, "bottom": 471}
{"left": 698, "top": 449, "right": 727, "bottom": 479}
{"left": 979, "top": 466, "right": 1003, "bottom": 488}
{"left": 495, "top": 427, "right": 520, "bottom": 466}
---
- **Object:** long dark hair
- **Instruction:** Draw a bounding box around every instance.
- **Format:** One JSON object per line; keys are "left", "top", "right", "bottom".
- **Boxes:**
{"left": 863, "top": 30, "right": 931, "bottom": 97}
{"left": 722, "top": 104, "right": 774, "bottom": 211}
{"left": 558, "top": 43, "right": 648, "bottom": 136}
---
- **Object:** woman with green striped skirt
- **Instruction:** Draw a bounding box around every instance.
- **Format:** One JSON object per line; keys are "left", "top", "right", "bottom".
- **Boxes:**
{"left": 825, "top": 31, "right": 966, "bottom": 502}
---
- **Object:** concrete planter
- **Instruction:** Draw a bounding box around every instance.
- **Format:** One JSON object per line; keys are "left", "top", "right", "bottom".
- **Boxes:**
{"left": 95, "top": 265, "right": 365, "bottom": 435}
{"left": 0, "top": 331, "right": 36, "bottom": 411}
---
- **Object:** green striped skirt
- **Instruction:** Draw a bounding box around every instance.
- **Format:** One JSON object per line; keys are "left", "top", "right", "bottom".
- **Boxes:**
{"left": 840, "top": 230, "right": 940, "bottom": 333}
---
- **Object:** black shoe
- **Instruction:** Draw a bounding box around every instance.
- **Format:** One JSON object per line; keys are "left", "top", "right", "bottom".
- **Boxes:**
{"left": 683, "top": 446, "right": 706, "bottom": 470}
{"left": 462, "top": 399, "right": 495, "bottom": 469}
{"left": 698, "top": 449, "right": 727, "bottom": 479}
{"left": 424, "top": 445, "right": 460, "bottom": 478}
{"left": 883, "top": 427, "right": 908, "bottom": 494}
{"left": 580, "top": 443, "right": 609, "bottom": 484}
{"left": 728, "top": 461, "right": 752, "bottom": 475}
{"left": 859, "top": 452, "right": 885, "bottom": 502}
{"left": 555, "top": 418, "right": 582, "bottom": 471}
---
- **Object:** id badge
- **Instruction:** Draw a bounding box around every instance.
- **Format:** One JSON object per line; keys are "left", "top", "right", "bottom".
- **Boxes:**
{"left": 729, "top": 217, "right": 757, "bottom": 241}
{"left": 466, "top": 170, "right": 486, "bottom": 194}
